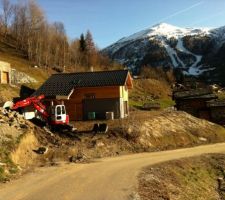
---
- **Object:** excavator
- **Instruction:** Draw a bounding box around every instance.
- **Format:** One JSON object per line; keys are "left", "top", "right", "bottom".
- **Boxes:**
{"left": 4, "top": 95, "right": 73, "bottom": 131}
{"left": 4, "top": 94, "right": 107, "bottom": 133}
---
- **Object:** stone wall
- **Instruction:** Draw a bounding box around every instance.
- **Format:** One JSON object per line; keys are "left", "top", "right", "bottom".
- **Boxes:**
{"left": 11, "top": 69, "right": 37, "bottom": 84}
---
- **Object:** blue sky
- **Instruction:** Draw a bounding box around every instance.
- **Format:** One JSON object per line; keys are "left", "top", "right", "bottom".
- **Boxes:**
{"left": 10, "top": 0, "right": 225, "bottom": 48}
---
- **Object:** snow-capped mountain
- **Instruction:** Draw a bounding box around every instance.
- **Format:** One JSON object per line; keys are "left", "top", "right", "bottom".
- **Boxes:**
{"left": 103, "top": 23, "right": 225, "bottom": 84}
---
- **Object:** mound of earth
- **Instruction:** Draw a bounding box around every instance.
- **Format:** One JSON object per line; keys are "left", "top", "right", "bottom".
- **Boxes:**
{"left": 0, "top": 107, "right": 39, "bottom": 182}
{"left": 35, "top": 110, "right": 225, "bottom": 164}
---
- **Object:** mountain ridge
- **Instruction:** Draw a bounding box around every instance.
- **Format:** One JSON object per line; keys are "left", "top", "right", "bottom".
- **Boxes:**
{"left": 103, "top": 23, "right": 225, "bottom": 85}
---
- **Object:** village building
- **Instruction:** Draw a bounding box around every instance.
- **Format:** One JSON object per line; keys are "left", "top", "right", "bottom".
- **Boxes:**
{"left": 173, "top": 88, "right": 225, "bottom": 125}
{"left": 34, "top": 70, "right": 133, "bottom": 121}
{"left": 0, "top": 61, "right": 11, "bottom": 84}
{"left": 173, "top": 89, "right": 217, "bottom": 120}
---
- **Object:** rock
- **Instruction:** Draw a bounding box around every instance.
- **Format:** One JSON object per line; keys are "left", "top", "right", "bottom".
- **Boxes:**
{"left": 69, "top": 152, "right": 90, "bottom": 163}
{"left": 218, "top": 177, "right": 225, "bottom": 191}
{"left": 96, "top": 141, "right": 105, "bottom": 147}
{"left": 33, "top": 147, "right": 48, "bottom": 154}
{"left": 0, "top": 162, "right": 6, "bottom": 166}
{"left": 20, "top": 124, "right": 28, "bottom": 129}
{"left": 199, "top": 137, "right": 207, "bottom": 142}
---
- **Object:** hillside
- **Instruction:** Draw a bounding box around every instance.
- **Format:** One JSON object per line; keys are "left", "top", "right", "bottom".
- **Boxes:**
{"left": 103, "top": 23, "right": 225, "bottom": 85}
{"left": 0, "top": 35, "right": 51, "bottom": 102}
{"left": 129, "top": 78, "right": 174, "bottom": 109}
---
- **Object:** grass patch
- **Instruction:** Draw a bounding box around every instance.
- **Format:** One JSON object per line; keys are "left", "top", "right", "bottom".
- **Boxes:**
{"left": 129, "top": 98, "right": 175, "bottom": 109}
{"left": 129, "top": 99, "right": 143, "bottom": 109}
{"left": 218, "top": 92, "right": 225, "bottom": 100}
{"left": 154, "top": 98, "right": 175, "bottom": 109}
{"left": 129, "top": 78, "right": 173, "bottom": 110}
{"left": 0, "top": 136, "right": 21, "bottom": 182}
{"left": 138, "top": 154, "right": 225, "bottom": 200}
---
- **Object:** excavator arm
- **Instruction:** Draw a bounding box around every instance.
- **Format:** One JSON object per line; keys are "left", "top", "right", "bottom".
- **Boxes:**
{"left": 12, "top": 95, "right": 49, "bottom": 119}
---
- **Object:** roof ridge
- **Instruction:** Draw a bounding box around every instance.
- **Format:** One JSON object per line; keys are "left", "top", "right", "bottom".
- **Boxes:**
{"left": 51, "top": 69, "right": 129, "bottom": 76}
{"left": 33, "top": 69, "right": 131, "bottom": 97}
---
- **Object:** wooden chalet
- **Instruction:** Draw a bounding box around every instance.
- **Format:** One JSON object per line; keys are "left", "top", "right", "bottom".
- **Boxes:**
{"left": 173, "top": 88, "right": 225, "bottom": 125}
{"left": 173, "top": 88, "right": 217, "bottom": 120}
{"left": 34, "top": 70, "right": 133, "bottom": 121}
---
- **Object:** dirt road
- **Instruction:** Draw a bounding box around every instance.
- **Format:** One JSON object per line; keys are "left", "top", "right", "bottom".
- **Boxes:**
{"left": 1, "top": 143, "right": 225, "bottom": 200}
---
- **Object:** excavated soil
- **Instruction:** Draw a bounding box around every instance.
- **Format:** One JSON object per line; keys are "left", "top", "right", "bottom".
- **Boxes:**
{"left": 34, "top": 110, "right": 225, "bottom": 165}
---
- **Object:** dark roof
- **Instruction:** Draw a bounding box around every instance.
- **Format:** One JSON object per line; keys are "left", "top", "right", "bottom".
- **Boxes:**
{"left": 173, "top": 89, "right": 218, "bottom": 100}
{"left": 33, "top": 70, "right": 130, "bottom": 97}
{"left": 207, "top": 100, "right": 225, "bottom": 107}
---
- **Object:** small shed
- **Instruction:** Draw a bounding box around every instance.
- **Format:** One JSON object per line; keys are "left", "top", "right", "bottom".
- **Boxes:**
{"left": 33, "top": 70, "right": 133, "bottom": 121}
{"left": 0, "top": 61, "right": 11, "bottom": 84}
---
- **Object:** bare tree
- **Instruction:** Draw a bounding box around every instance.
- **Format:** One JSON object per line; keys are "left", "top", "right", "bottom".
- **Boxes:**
{"left": 1, "top": 0, "right": 116, "bottom": 72}
{"left": 0, "top": 0, "right": 13, "bottom": 36}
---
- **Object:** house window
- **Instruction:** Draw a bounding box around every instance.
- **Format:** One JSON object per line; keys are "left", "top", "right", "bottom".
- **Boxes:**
{"left": 84, "top": 93, "right": 96, "bottom": 99}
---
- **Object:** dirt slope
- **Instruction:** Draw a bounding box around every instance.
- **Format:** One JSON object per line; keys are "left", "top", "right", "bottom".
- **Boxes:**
{"left": 1, "top": 143, "right": 225, "bottom": 200}
{"left": 0, "top": 108, "right": 39, "bottom": 182}
{"left": 138, "top": 154, "right": 225, "bottom": 200}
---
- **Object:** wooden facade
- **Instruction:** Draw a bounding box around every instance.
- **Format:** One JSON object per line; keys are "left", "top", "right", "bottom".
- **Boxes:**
{"left": 176, "top": 98, "right": 212, "bottom": 120}
{"left": 64, "top": 85, "right": 130, "bottom": 121}
{"left": 207, "top": 100, "right": 225, "bottom": 125}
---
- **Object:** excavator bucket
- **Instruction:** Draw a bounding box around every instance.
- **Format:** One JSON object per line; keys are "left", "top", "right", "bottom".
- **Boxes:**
{"left": 3, "top": 101, "right": 14, "bottom": 109}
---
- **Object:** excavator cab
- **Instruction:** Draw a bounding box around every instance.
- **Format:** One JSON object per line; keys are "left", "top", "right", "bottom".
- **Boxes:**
{"left": 50, "top": 105, "right": 69, "bottom": 125}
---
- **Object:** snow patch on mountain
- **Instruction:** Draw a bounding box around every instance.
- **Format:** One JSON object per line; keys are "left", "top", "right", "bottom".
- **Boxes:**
{"left": 159, "top": 38, "right": 184, "bottom": 67}
{"left": 117, "top": 23, "right": 211, "bottom": 43}
{"left": 176, "top": 38, "right": 203, "bottom": 75}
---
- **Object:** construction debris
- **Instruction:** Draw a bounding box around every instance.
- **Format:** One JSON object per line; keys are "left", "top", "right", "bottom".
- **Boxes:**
{"left": 33, "top": 147, "right": 48, "bottom": 154}
{"left": 69, "top": 152, "right": 90, "bottom": 163}
{"left": 92, "top": 123, "right": 108, "bottom": 133}
{"left": 0, "top": 107, "right": 30, "bottom": 130}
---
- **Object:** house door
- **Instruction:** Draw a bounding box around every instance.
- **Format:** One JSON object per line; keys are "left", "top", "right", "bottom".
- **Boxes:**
{"left": 2, "top": 71, "right": 9, "bottom": 84}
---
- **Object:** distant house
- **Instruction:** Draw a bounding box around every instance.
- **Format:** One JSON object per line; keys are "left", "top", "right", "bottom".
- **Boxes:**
{"left": 0, "top": 61, "right": 11, "bottom": 84}
{"left": 34, "top": 70, "right": 133, "bottom": 121}
{"left": 173, "top": 88, "right": 225, "bottom": 125}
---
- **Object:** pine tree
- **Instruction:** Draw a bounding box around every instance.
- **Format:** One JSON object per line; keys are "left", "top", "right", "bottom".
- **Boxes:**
{"left": 79, "top": 33, "right": 86, "bottom": 52}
